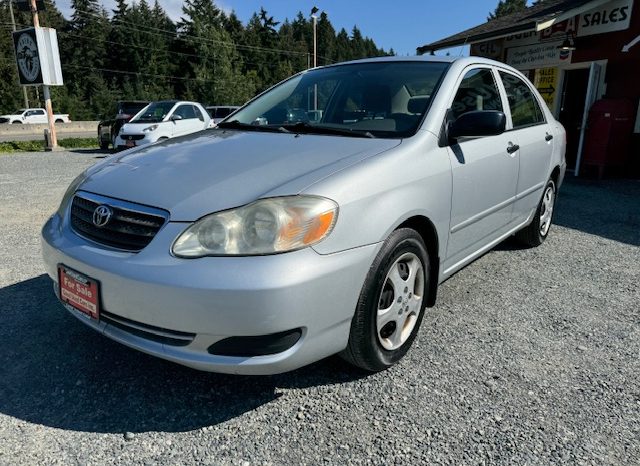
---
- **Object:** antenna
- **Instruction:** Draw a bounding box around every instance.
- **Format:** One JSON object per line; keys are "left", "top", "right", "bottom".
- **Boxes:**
{"left": 459, "top": 36, "right": 469, "bottom": 57}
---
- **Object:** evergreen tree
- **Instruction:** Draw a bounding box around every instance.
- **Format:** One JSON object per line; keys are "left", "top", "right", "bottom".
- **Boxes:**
{"left": 178, "top": 0, "right": 254, "bottom": 105}
{"left": 488, "top": 0, "right": 528, "bottom": 20}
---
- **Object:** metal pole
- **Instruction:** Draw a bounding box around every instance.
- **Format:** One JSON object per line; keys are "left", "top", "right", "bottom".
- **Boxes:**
{"left": 312, "top": 15, "right": 317, "bottom": 68}
{"left": 312, "top": 14, "right": 318, "bottom": 111}
{"left": 9, "top": 0, "right": 30, "bottom": 108}
{"left": 30, "top": 0, "right": 58, "bottom": 149}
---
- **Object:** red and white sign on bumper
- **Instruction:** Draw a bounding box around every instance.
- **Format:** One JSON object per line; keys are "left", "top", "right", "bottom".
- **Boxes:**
{"left": 58, "top": 265, "right": 100, "bottom": 319}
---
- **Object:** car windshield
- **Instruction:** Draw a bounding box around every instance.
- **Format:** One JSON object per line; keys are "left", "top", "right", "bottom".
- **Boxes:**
{"left": 14, "top": 109, "right": 26, "bottom": 114}
{"left": 131, "top": 102, "right": 175, "bottom": 123}
{"left": 226, "top": 61, "right": 449, "bottom": 138}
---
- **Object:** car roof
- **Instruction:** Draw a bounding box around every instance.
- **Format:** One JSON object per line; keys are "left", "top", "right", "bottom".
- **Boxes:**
{"left": 318, "top": 55, "right": 510, "bottom": 69}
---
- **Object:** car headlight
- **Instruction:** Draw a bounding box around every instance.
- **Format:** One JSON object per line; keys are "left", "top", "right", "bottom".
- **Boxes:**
{"left": 143, "top": 124, "right": 158, "bottom": 132}
{"left": 56, "top": 172, "right": 87, "bottom": 218}
{"left": 172, "top": 196, "right": 338, "bottom": 257}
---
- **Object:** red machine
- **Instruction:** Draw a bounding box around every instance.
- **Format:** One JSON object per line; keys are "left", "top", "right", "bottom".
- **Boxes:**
{"left": 582, "top": 98, "right": 635, "bottom": 178}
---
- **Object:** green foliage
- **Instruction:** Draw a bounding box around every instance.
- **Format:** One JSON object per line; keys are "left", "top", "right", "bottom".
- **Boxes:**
{"left": 0, "top": 137, "right": 98, "bottom": 153}
{"left": 0, "top": 0, "right": 392, "bottom": 118}
{"left": 488, "top": 0, "right": 528, "bottom": 20}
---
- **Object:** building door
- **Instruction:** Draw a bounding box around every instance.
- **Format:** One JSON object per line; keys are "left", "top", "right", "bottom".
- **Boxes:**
{"left": 558, "top": 68, "right": 589, "bottom": 170}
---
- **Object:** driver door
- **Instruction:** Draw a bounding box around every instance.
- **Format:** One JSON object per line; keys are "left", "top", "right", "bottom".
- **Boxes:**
{"left": 444, "top": 67, "right": 519, "bottom": 270}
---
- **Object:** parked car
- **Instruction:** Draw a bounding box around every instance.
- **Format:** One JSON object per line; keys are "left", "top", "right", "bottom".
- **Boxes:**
{"left": 97, "top": 101, "right": 149, "bottom": 150}
{"left": 42, "top": 56, "right": 566, "bottom": 375}
{"left": 206, "top": 105, "right": 240, "bottom": 126}
{"left": 0, "top": 108, "right": 70, "bottom": 124}
{"left": 114, "top": 100, "right": 210, "bottom": 150}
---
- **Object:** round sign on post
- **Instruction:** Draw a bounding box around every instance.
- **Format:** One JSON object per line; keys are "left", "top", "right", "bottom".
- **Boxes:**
{"left": 13, "top": 28, "right": 43, "bottom": 85}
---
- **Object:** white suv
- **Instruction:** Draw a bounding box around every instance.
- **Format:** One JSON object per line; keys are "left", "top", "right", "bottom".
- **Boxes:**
{"left": 115, "top": 101, "right": 210, "bottom": 150}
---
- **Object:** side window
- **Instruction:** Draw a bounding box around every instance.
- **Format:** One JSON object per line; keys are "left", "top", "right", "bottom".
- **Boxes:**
{"left": 36, "top": 109, "right": 45, "bottom": 115}
{"left": 173, "top": 105, "right": 196, "bottom": 120}
{"left": 451, "top": 68, "right": 503, "bottom": 120}
{"left": 192, "top": 105, "right": 204, "bottom": 121}
{"left": 499, "top": 72, "right": 545, "bottom": 129}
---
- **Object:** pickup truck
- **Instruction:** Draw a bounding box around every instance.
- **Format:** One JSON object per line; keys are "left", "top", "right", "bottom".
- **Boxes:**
{"left": 97, "top": 101, "right": 149, "bottom": 150}
{"left": 0, "top": 108, "right": 71, "bottom": 124}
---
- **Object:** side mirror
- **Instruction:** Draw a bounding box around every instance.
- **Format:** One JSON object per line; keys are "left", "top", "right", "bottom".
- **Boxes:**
{"left": 170, "top": 114, "right": 183, "bottom": 122}
{"left": 448, "top": 110, "right": 506, "bottom": 141}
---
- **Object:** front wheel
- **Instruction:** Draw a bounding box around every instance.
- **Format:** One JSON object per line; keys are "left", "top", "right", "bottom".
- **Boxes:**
{"left": 515, "top": 179, "right": 556, "bottom": 247}
{"left": 340, "top": 228, "right": 429, "bottom": 372}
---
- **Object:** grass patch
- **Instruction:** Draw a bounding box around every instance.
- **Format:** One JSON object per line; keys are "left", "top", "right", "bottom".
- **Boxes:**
{"left": 0, "top": 137, "right": 98, "bottom": 153}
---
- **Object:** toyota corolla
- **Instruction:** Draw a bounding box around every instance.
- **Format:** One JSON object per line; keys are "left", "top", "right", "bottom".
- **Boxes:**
{"left": 42, "top": 56, "right": 565, "bottom": 374}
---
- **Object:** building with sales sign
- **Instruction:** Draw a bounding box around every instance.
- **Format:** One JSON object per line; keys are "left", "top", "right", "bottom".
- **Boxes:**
{"left": 418, "top": 0, "right": 640, "bottom": 178}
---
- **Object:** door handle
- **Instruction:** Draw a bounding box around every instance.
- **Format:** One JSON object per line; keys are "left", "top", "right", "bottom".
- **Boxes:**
{"left": 506, "top": 143, "right": 520, "bottom": 154}
{"left": 545, "top": 133, "right": 553, "bottom": 141}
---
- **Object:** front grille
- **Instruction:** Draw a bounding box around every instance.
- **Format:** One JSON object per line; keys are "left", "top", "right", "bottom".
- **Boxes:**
{"left": 120, "top": 134, "right": 145, "bottom": 141}
{"left": 101, "top": 310, "right": 196, "bottom": 346}
{"left": 70, "top": 192, "right": 168, "bottom": 252}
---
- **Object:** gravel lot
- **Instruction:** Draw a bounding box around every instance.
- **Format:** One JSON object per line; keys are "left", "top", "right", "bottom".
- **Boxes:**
{"left": 0, "top": 151, "right": 638, "bottom": 465}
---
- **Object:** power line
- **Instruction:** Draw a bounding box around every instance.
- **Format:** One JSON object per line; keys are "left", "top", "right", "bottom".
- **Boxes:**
{"left": 0, "top": 22, "right": 312, "bottom": 69}
{"left": 72, "top": 7, "right": 313, "bottom": 58}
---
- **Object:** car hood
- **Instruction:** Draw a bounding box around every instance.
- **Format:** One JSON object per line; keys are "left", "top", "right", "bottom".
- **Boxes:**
{"left": 120, "top": 121, "right": 166, "bottom": 131}
{"left": 79, "top": 130, "right": 401, "bottom": 221}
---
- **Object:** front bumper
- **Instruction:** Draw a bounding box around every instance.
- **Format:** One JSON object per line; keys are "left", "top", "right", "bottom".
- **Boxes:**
{"left": 115, "top": 133, "right": 154, "bottom": 151}
{"left": 42, "top": 213, "right": 379, "bottom": 374}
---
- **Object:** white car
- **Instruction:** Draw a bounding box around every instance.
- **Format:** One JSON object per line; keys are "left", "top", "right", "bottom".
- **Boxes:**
{"left": 0, "top": 108, "right": 70, "bottom": 124}
{"left": 115, "top": 101, "right": 210, "bottom": 150}
{"left": 205, "top": 106, "right": 241, "bottom": 127}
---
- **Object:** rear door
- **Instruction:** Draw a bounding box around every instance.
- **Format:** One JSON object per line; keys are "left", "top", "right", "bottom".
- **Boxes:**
{"left": 497, "top": 71, "right": 554, "bottom": 221}
{"left": 445, "top": 66, "right": 519, "bottom": 270}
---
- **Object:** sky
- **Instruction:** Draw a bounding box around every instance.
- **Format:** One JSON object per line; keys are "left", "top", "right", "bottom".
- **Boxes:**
{"left": 55, "top": 0, "right": 505, "bottom": 56}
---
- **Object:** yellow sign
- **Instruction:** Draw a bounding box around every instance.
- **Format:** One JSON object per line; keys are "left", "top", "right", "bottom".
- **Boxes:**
{"left": 534, "top": 67, "right": 559, "bottom": 111}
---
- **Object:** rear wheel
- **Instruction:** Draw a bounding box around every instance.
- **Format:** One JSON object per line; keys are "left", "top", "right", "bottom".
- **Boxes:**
{"left": 515, "top": 179, "right": 556, "bottom": 247}
{"left": 55, "top": 119, "right": 63, "bottom": 123}
{"left": 341, "top": 228, "right": 429, "bottom": 372}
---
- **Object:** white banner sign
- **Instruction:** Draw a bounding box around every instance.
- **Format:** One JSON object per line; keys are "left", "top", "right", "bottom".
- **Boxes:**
{"left": 578, "top": 0, "right": 633, "bottom": 37}
{"left": 506, "top": 42, "right": 572, "bottom": 69}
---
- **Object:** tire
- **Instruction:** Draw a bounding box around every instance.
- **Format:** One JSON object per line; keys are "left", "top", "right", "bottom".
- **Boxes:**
{"left": 340, "top": 228, "right": 430, "bottom": 372}
{"left": 99, "top": 141, "right": 109, "bottom": 150}
{"left": 55, "top": 119, "right": 63, "bottom": 123}
{"left": 13, "top": 121, "right": 22, "bottom": 124}
{"left": 515, "top": 178, "right": 556, "bottom": 247}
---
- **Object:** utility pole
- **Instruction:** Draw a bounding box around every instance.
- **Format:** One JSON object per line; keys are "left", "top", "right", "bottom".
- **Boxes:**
{"left": 8, "top": 0, "right": 30, "bottom": 108}
{"left": 310, "top": 6, "right": 319, "bottom": 111}
{"left": 29, "top": 0, "right": 58, "bottom": 148}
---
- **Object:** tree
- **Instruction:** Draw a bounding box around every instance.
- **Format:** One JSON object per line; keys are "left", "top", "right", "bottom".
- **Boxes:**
{"left": 488, "top": 0, "right": 527, "bottom": 20}
{"left": 178, "top": 0, "right": 254, "bottom": 105}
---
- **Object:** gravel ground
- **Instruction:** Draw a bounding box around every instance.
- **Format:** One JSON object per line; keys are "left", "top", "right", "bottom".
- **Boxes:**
{"left": 0, "top": 151, "right": 638, "bottom": 465}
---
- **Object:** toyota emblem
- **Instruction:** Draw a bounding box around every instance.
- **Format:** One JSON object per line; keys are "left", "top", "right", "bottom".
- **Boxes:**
{"left": 92, "top": 205, "right": 113, "bottom": 227}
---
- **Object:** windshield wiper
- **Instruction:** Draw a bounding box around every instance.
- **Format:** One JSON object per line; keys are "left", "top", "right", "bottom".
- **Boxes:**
{"left": 280, "top": 122, "right": 375, "bottom": 138}
{"left": 217, "top": 120, "right": 290, "bottom": 134}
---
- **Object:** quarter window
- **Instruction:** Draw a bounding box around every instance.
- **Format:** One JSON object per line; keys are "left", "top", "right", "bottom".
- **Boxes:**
{"left": 499, "top": 72, "right": 545, "bottom": 129}
{"left": 192, "top": 105, "right": 204, "bottom": 121}
{"left": 451, "top": 68, "right": 503, "bottom": 120}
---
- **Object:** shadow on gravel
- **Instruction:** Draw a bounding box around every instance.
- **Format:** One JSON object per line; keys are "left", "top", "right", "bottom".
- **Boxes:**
{"left": 554, "top": 178, "right": 640, "bottom": 246}
{"left": 67, "top": 148, "right": 110, "bottom": 158}
{"left": 0, "top": 275, "right": 366, "bottom": 434}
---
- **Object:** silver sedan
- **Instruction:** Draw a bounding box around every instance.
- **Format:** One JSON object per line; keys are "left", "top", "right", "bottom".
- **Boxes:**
{"left": 42, "top": 56, "right": 566, "bottom": 374}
